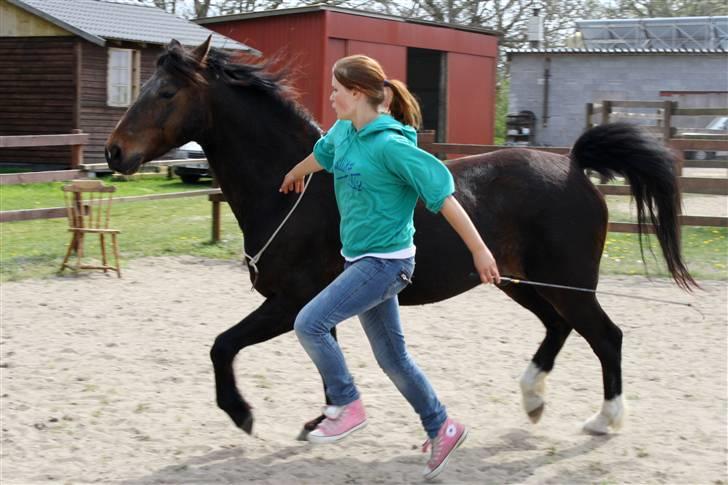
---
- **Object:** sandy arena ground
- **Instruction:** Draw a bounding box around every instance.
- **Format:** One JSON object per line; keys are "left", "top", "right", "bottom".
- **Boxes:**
{"left": 1, "top": 256, "right": 726, "bottom": 484}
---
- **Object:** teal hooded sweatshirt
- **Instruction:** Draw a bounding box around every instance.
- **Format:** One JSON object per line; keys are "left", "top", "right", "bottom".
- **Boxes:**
{"left": 313, "top": 114, "right": 455, "bottom": 260}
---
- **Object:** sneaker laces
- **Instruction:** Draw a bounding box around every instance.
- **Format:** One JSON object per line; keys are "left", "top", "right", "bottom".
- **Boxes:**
{"left": 421, "top": 437, "right": 441, "bottom": 458}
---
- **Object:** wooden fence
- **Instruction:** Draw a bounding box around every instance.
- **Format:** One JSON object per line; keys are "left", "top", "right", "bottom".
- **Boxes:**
{"left": 585, "top": 100, "right": 728, "bottom": 171}
{"left": 0, "top": 155, "right": 224, "bottom": 239}
{"left": 419, "top": 130, "right": 728, "bottom": 232}
{"left": 0, "top": 131, "right": 89, "bottom": 168}
{"left": 2, "top": 125, "right": 726, "bottom": 243}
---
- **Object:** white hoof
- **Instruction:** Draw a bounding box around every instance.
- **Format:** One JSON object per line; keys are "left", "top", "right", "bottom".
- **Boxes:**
{"left": 520, "top": 362, "right": 548, "bottom": 423}
{"left": 583, "top": 396, "right": 625, "bottom": 435}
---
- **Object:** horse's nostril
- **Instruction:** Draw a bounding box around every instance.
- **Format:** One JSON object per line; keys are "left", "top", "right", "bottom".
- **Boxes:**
{"left": 105, "top": 144, "right": 121, "bottom": 165}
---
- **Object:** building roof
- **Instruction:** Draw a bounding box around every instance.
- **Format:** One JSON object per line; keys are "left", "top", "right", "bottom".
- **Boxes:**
{"left": 576, "top": 16, "right": 728, "bottom": 50}
{"left": 196, "top": 5, "right": 501, "bottom": 37}
{"left": 6, "top": 0, "right": 259, "bottom": 53}
{"left": 507, "top": 47, "right": 727, "bottom": 56}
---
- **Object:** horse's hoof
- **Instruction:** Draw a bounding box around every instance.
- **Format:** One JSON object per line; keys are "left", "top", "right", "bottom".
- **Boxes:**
{"left": 239, "top": 414, "right": 254, "bottom": 435}
{"left": 583, "top": 397, "right": 625, "bottom": 435}
{"left": 304, "top": 414, "right": 326, "bottom": 432}
{"left": 295, "top": 415, "right": 326, "bottom": 442}
{"left": 527, "top": 403, "right": 545, "bottom": 423}
{"left": 582, "top": 412, "right": 610, "bottom": 435}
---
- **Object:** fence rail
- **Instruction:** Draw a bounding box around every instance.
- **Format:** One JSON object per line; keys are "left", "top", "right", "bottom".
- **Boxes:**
{"left": 79, "top": 158, "right": 207, "bottom": 171}
{"left": 0, "top": 131, "right": 88, "bottom": 168}
{"left": 0, "top": 188, "right": 221, "bottom": 223}
{"left": 0, "top": 169, "right": 86, "bottom": 185}
{"left": 422, "top": 126, "right": 727, "bottom": 232}
{"left": 421, "top": 141, "right": 727, "bottom": 198}
{"left": 1, "top": 153, "right": 225, "bottom": 239}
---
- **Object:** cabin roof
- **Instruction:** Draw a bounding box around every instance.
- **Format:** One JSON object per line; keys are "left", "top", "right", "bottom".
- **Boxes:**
{"left": 7, "top": 0, "right": 259, "bottom": 53}
{"left": 196, "top": 5, "right": 501, "bottom": 37}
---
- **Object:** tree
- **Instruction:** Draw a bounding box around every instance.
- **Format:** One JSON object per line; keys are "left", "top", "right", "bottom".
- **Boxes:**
{"left": 193, "top": 0, "right": 214, "bottom": 17}
{"left": 359, "top": 0, "right": 607, "bottom": 50}
{"left": 151, "top": 0, "right": 177, "bottom": 14}
{"left": 597, "top": 0, "right": 727, "bottom": 18}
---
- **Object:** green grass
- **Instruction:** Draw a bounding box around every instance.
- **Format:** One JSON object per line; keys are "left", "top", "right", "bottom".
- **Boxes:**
{"left": 600, "top": 194, "right": 727, "bottom": 280}
{"left": 1, "top": 175, "right": 242, "bottom": 281}
{"left": 1, "top": 175, "right": 726, "bottom": 282}
{"left": 0, "top": 175, "right": 206, "bottom": 210}
{"left": 599, "top": 228, "right": 726, "bottom": 280}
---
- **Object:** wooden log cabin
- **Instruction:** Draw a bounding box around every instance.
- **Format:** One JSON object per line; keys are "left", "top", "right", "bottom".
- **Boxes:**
{"left": 0, "top": 0, "right": 256, "bottom": 168}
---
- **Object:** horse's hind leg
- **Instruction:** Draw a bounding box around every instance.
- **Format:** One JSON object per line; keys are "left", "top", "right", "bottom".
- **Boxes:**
{"left": 547, "top": 291, "right": 625, "bottom": 434}
{"left": 502, "top": 285, "right": 572, "bottom": 423}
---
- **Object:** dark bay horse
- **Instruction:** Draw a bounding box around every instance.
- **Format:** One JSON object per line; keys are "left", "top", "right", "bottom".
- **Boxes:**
{"left": 106, "top": 38, "right": 695, "bottom": 437}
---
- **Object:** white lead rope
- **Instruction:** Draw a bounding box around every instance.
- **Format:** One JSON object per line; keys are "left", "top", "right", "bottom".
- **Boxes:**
{"left": 244, "top": 173, "right": 314, "bottom": 290}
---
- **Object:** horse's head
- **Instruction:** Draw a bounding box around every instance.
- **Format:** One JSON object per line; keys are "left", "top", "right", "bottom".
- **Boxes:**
{"left": 105, "top": 37, "right": 212, "bottom": 174}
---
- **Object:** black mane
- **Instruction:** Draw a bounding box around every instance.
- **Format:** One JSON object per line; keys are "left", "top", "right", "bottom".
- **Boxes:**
{"left": 157, "top": 45, "right": 318, "bottom": 129}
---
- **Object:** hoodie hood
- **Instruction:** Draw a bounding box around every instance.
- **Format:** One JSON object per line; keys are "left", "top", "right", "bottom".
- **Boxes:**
{"left": 356, "top": 114, "right": 418, "bottom": 144}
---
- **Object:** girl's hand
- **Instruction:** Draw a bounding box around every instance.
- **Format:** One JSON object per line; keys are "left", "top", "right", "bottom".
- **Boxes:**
{"left": 279, "top": 171, "right": 305, "bottom": 194}
{"left": 473, "top": 248, "right": 500, "bottom": 285}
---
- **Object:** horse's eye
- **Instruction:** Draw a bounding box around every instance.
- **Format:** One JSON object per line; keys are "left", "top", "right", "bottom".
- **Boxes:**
{"left": 159, "top": 90, "right": 176, "bottom": 99}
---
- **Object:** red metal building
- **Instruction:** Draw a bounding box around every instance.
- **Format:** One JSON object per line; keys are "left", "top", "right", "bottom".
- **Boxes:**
{"left": 197, "top": 6, "right": 500, "bottom": 144}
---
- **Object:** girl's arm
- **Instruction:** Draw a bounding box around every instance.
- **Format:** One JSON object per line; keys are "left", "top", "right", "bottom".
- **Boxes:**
{"left": 279, "top": 153, "right": 324, "bottom": 194}
{"left": 440, "top": 195, "right": 501, "bottom": 285}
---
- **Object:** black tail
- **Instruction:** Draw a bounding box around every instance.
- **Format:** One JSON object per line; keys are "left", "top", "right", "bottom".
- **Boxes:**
{"left": 571, "top": 122, "right": 697, "bottom": 290}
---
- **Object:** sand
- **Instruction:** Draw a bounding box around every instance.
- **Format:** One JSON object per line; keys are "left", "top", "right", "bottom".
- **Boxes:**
{"left": 1, "top": 256, "right": 726, "bottom": 484}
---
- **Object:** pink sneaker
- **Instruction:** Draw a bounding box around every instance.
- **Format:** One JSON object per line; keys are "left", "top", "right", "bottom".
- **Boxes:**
{"left": 307, "top": 399, "right": 367, "bottom": 444}
{"left": 422, "top": 418, "right": 468, "bottom": 480}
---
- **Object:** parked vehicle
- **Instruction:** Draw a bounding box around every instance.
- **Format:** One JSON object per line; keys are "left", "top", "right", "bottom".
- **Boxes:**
{"left": 172, "top": 141, "right": 211, "bottom": 183}
{"left": 683, "top": 116, "right": 728, "bottom": 161}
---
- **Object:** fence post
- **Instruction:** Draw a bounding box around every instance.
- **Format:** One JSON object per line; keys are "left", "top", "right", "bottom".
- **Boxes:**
{"left": 70, "top": 129, "right": 84, "bottom": 169}
{"left": 211, "top": 198, "right": 221, "bottom": 243}
{"left": 662, "top": 100, "right": 675, "bottom": 142}
{"left": 601, "top": 100, "right": 612, "bottom": 125}
{"left": 662, "top": 100, "right": 683, "bottom": 227}
{"left": 665, "top": 101, "right": 683, "bottom": 179}
{"left": 585, "top": 103, "right": 594, "bottom": 130}
{"left": 210, "top": 174, "right": 221, "bottom": 243}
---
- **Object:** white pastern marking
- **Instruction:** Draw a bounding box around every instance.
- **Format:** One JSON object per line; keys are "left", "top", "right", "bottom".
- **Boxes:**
{"left": 583, "top": 395, "right": 625, "bottom": 434}
{"left": 519, "top": 362, "right": 548, "bottom": 413}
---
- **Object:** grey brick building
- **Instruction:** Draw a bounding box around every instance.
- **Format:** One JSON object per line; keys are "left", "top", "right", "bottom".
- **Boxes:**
{"left": 506, "top": 17, "right": 728, "bottom": 147}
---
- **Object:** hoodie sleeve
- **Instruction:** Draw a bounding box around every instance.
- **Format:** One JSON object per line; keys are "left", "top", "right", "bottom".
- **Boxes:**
{"left": 312, "top": 120, "right": 346, "bottom": 173}
{"left": 381, "top": 134, "right": 455, "bottom": 213}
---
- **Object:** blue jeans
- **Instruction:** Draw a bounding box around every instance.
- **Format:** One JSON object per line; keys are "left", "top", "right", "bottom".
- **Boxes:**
{"left": 294, "top": 256, "right": 447, "bottom": 438}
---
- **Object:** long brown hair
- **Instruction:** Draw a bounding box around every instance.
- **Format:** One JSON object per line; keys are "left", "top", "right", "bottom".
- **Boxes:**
{"left": 333, "top": 55, "right": 422, "bottom": 129}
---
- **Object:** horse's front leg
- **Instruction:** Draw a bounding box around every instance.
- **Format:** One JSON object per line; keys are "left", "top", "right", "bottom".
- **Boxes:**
{"left": 210, "top": 297, "right": 298, "bottom": 434}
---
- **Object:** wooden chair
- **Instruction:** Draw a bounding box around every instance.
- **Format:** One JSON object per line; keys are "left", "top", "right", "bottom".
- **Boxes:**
{"left": 60, "top": 180, "right": 121, "bottom": 277}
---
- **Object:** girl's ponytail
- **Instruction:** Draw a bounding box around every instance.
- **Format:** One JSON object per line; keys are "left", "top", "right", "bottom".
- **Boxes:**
{"left": 385, "top": 79, "right": 422, "bottom": 130}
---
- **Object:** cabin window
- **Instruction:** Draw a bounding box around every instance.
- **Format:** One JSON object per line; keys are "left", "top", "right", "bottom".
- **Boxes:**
{"left": 107, "top": 48, "right": 140, "bottom": 107}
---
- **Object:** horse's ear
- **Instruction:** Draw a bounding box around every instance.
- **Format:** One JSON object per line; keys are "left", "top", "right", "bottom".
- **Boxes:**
{"left": 167, "top": 38, "right": 182, "bottom": 51}
{"left": 190, "top": 35, "right": 212, "bottom": 65}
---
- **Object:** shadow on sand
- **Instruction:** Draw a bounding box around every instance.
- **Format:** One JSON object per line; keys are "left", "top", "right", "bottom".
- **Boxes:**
{"left": 125, "top": 428, "right": 615, "bottom": 484}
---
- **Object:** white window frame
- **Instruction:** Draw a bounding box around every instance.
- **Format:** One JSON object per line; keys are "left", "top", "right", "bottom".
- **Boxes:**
{"left": 107, "top": 48, "right": 141, "bottom": 107}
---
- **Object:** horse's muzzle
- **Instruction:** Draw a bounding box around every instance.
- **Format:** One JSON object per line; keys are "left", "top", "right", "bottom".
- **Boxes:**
{"left": 105, "top": 143, "right": 143, "bottom": 175}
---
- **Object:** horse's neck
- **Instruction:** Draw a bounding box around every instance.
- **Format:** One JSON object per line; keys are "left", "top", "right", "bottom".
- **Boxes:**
{"left": 203, "top": 87, "right": 321, "bottom": 246}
